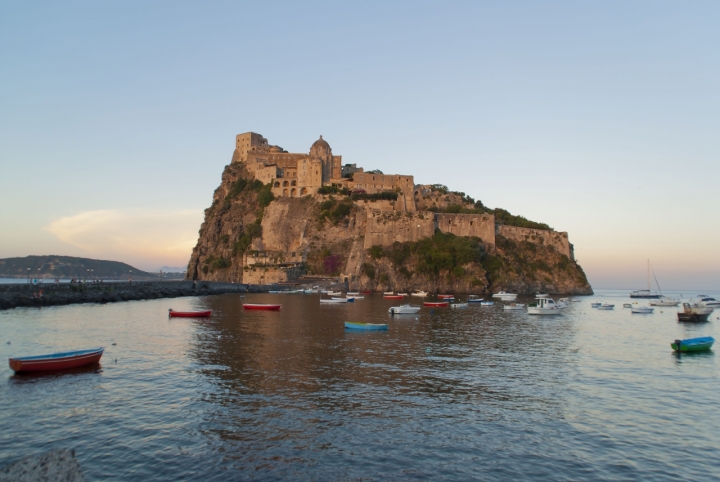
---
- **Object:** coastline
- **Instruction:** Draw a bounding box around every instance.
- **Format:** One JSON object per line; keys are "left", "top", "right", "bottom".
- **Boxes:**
{"left": 0, "top": 280, "right": 256, "bottom": 311}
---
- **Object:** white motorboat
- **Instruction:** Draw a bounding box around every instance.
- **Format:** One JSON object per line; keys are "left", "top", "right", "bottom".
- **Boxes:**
{"left": 492, "top": 291, "right": 518, "bottom": 301}
{"left": 388, "top": 304, "right": 421, "bottom": 315}
{"left": 480, "top": 301, "right": 494, "bottom": 306}
{"left": 383, "top": 291, "right": 395, "bottom": 295}
{"left": 591, "top": 302, "right": 602, "bottom": 308}
{"left": 535, "top": 293, "right": 549, "bottom": 298}
{"left": 503, "top": 303, "right": 525, "bottom": 311}
{"left": 304, "top": 289, "right": 319, "bottom": 294}
{"left": 527, "top": 297, "right": 564, "bottom": 315}
{"left": 631, "top": 306, "right": 654, "bottom": 314}
{"left": 450, "top": 303, "right": 469, "bottom": 309}
{"left": 347, "top": 292, "right": 360, "bottom": 295}
{"left": 326, "top": 291, "right": 343, "bottom": 296}
{"left": 320, "top": 298, "right": 347, "bottom": 304}
{"left": 597, "top": 303, "right": 615, "bottom": 310}
{"left": 411, "top": 291, "right": 428, "bottom": 297}
{"left": 347, "top": 295, "right": 364, "bottom": 300}
{"left": 570, "top": 298, "right": 581, "bottom": 303}
{"left": 649, "top": 296, "right": 680, "bottom": 307}
{"left": 397, "top": 293, "right": 408, "bottom": 296}
{"left": 697, "top": 295, "right": 720, "bottom": 307}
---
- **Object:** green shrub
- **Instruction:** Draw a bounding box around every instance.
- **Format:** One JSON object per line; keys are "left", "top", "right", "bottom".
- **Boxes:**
{"left": 258, "top": 185, "right": 274, "bottom": 207}
{"left": 379, "top": 273, "right": 389, "bottom": 284}
{"left": 361, "top": 263, "right": 376, "bottom": 279}
{"left": 226, "top": 178, "right": 248, "bottom": 200}
{"left": 369, "top": 245, "right": 385, "bottom": 260}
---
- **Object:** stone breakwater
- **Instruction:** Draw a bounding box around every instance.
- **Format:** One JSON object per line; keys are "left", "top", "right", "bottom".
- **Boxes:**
{"left": 0, "top": 281, "right": 263, "bottom": 311}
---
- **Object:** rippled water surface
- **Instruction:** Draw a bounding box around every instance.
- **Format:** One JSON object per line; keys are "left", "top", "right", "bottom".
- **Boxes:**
{"left": 0, "top": 291, "right": 718, "bottom": 480}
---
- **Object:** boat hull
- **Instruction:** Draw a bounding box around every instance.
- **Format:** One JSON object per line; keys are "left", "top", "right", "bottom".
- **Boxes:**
{"left": 677, "top": 312, "right": 710, "bottom": 322}
{"left": 671, "top": 337, "right": 714, "bottom": 352}
{"left": 383, "top": 295, "right": 404, "bottom": 300}
{"left": 423, "top": 301, "right": 449, "bottom": 307}
{"left": 169, "top": 310, "right": 212, "bottom": 318}
{"left": 527, "top": 308, "right": 563, "bottom": 315}
{"left": 631, "top": 307, "right": 654, "bottom": 314}
{"left": 9, "top": 348, "right": 104, "bottom": 373}
{"left": 344, "top": 322, "right": 388, "bottom": 331}
{"left": 243, "top": 304, "right": 282, "bottom": 310}
{"left": 388, "top": 305, "right": 421, "bottom": 314}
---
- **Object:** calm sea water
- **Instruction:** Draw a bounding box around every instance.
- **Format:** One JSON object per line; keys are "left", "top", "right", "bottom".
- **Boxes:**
{"left": 0, "top": 290, "right": 718, "bottom": 481}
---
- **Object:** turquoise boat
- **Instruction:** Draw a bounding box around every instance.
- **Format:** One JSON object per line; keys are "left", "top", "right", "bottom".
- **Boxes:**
{"left": 344, "top": 322, "right": 388, "bottom": 331}
{"left": 671, "top": 336, "right": 714, "bottom": 353}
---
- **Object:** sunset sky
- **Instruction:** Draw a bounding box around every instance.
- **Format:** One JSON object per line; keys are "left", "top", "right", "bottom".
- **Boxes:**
{"left": 1, "top": 1, "right": 718, "bottom": 289}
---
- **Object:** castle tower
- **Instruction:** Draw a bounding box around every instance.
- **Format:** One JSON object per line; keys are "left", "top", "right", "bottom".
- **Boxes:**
{"left": 309, "top": 135, "right": 341, "bottom": 183}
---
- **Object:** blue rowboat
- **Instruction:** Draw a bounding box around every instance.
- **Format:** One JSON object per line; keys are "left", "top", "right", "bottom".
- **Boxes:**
{"left": 344, "top": 322, "right": 388, "bottom": 331}
{"left": 671, "top": 336, "right": 714, "bottom": 353}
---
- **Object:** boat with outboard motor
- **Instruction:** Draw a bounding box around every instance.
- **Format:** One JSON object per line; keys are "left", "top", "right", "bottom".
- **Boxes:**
{"left": 388, "top": 304, "right": 421, "bottom": 315}
{"left": 649, "top": 296, "right": 680, "bottom": 307}
{"left": 631, "top": 306, "right": 654, "bottom": 314}
{"left": 671, "top": 336, "right": 714, "bottom": 352}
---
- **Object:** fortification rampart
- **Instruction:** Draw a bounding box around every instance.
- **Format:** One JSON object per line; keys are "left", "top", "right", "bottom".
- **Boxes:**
{"left": 364, "top": 210, "right": 435, "bottom": 248}
{"left": 435, "top": 213, "right": 495, "bottom": 246}
{"left": 496, "top": 225, "right": 573, "bottom": 259}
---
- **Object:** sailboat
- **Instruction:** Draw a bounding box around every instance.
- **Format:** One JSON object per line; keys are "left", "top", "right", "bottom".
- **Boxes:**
{"left": 630, "top": 260, "right": 662, "bottom": 299}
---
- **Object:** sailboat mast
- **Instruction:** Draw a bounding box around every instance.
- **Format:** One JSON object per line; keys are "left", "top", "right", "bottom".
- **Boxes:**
{"left": 647, "top": 259, "right": 650, "bottom": 290}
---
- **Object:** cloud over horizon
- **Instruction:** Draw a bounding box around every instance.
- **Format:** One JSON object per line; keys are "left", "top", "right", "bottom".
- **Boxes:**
{"left": 45, "top": 209, "right": 203, "bottom": 270}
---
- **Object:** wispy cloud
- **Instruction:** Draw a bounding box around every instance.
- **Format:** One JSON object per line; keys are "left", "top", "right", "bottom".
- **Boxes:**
{"left": 45, "top": 209, "right": 203, "bottom": 269}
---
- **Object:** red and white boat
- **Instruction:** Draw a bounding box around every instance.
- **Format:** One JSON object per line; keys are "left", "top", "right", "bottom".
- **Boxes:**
{"left": 169, "top": 309, "right": 212, "bottom": 318}
{"left": 243, "top": 303, "right": 282, "bottom": 311}
{"left": 438, "top": 295, "right": 455, "bottom": 299}
{"left": 383, "top": 295, "right": 404, "bottom": 299}
{"left": 424, "top": 301, "right": 449, "bottom": 307}
{"left": 9, "top": 347, "right": 104, "bottom": 373}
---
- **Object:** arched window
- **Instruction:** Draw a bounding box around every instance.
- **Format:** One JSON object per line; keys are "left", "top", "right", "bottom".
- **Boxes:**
{"left": 274, "top": 182, "right": 280, "bottom": 188}
{"left": 283, "top": 189, "right": 289, "bottom": 197}
{"left": 291, "top": 180, "right": 296, "bottom": 186}
{"left": 283, "top": 181, "right": 289, "bottom": 187}
{"left": 300, "top": 187, "right": 307, "bottom": 195}
{"left": 291, "top": 188, "right": 296, "bottom": 197}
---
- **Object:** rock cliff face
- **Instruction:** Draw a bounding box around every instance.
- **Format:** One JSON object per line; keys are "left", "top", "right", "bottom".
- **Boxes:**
{"left": 187, "top": 157, "right": 593, "bottom": 295}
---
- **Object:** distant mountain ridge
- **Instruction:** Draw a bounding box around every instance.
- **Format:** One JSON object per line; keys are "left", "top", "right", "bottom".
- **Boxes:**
{"left": 0, "top": 255, "right": 154, "bottom": 279}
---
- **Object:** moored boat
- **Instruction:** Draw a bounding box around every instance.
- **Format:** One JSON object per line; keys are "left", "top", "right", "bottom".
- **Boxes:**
{"left": 671, "top": 336, "right": 714, "bottom": 352}
{"left": 384, "top": 294, "right": 404, "bottom": 300}
{"left": 326, "top": 291, "right": 343, "bottom": 296}
{"left": 243, "top": 303, "right": 282, "bottom": 310}
{"left": 696, "top": 295, "right": 720, "bottom": 307}
{"left": 591, "top": 302, "right": 602, "bottom": 308}
{"left": 411, "top": 291, "right": 428, "bottom": 297}
{"left": 597, "top": 303, "right": 615, "bottom": 310}
{"left": 677, "top": 303, "right": 713, "bottom": 322}
{"left": 388, "top": 304, "right": 421, "bottom": 315}
{"left": 333, "top": 296, "right": 354, "bottom": 303}
{"left": 347, "top": 292, "right": 360, "bottom": 295}
{"left": 344, "top": 322, "right": 389, "bottom": 331}
{"left": 623, "top": 303, "right": 633, "bottom": 308}
{"left": 9, "top": 347, "right": 104, "bottom": 373}
{"left": 650, "top": 296, "right": 680, "bottom": 307}
{"left": 438, "top": 294, "right": 455, "bottom": 299}
{"left": 492, "top": 291, "right": 518, "bottom": 301}
{"left": 480, "top": 301, "right": 494, "bottom": 306}
{"left": 527, "top": 297, "right": 563, "bottom": 315}
{"left": 535, "top": 293, "right": 549, "bottom": 298}
{"left": 320, "top": 298, "right": 347, "bottom": 304}
{"left": 169, "top": 309, "right": 212, "bottom": 318}
{"left": 424, "top": 301, "right": 449, "bottom": 307}
{"left": 467, "top": 295, "right": 483, "bottom": 303}
{"left": 631, "top": 306, "right": 654, "bottom": 314}
{"left": 450, "top": 302, "right": 468, "bottom": 309}
{"left": 570, "top": 298, "right": 581, "bottom": 303}
{"left": 503, "top": 303, "right": 525, "bottom": 311}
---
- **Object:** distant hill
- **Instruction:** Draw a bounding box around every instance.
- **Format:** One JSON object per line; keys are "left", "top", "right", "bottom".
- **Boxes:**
{"left": 0, "top": 256, "right": 157, "bottom": 280}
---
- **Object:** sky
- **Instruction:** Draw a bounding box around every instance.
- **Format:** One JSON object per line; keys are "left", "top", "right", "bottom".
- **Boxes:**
{"left": 1, "top": 1, "right": 718, "bottom": 289}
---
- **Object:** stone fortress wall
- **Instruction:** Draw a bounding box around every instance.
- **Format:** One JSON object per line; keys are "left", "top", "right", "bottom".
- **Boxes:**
{"left": 435, "top": 213, "right": 495, "bottom": 245}
{"left": 496, "top": 225, "right": 573, "bottom": 260}
{"left": 364, "top": 210, "right": 436, "bottom": 248}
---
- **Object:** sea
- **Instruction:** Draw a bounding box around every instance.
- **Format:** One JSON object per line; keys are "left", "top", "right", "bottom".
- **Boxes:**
{"left": 0, "top": 290, "right": 718, "bottom": 481}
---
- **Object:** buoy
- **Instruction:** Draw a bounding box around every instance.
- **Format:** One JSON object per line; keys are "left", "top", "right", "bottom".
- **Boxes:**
{"left": 6, "top": 341, "right": 10, "bottom": 345}
{"left": 112, "top": 342, "right": 117, "bottom": 346}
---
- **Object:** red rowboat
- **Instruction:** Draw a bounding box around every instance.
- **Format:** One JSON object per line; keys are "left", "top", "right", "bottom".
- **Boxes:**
{"left": 9, "top": 347, "right": 104, "bottom": 373}
{"left": 169, "top": 309, "right": 212, "bottom": 318}
{"left": 383, "top": 295, "right": 403, "bottom": 299}
{"left": 243, "top": 303, "right": 282, "bottom": 311}
{"left": 438, "top": 295, "right": 455, "bottom": 299}
{"left": 424, "top": 301, "right": 449, "bottom": 307}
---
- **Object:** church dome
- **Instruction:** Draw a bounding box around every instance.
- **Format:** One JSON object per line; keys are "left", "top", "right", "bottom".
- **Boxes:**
{"left": 309, "top": 135, "right": 332, "bottom": 160}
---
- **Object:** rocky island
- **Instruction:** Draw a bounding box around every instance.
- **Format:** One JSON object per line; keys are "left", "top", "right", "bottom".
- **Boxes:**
{"left": 187, "top": 133, "right": 592, "bottom": 295}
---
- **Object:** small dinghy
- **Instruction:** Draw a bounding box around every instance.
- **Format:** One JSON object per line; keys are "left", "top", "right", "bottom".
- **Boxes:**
{"left": 347, "top": 292, "right": 360, "bottom": 295}
{"left": 243, "top": 304, "right": 282, "bottom": 310}
{"left": 169, "top": 309, "right": 212, "bottom": 318}
{"left": 438, "top": 294, "right": 455, "bottom": 299}
{"left": 597, "top": 303, "right": 615, "bottom": 310}
{"left": 383, "top": 294, "right": 404, "bottom": 299}
{"left": 671, "top": 336, "right": 714, "bottom": 353}
{"left": 9, "top": 347, "right": 104, "bottom": 373}
{"left": 631, "top": 306, "right": 654, "bottom": 314}
{"left": 388, "top": 304, "right": 421, "bottom": 315}
{"left": 623, "top": 303, "right": 633, "bottom": 308}
{"left": 411, "top": 291, "right": 428, "bottom": 297}
{"left": 480, "top": 301, "right": 494, "bottom": 306}
{"left": 348, "top": 295, "right": 364, "bottom": 300}
{"left": 450, "top": 303, "right": 469, "bottom": 309}
{"left": 333, "top": 297, "right": 354, "bottom": 303}
{"left": 344, "top": 322, "right": 389, "bottom": 331}
{"left": 570, "top": 298, "right": 581, "bottom": 303}
{"left": 591, "top": 302, "right": 602, "bottom": 308}
{"left": 424, "top": 301, "right": 449, "bottom": 307}
{"left": 467, "top": 295, "right": 483, "bottom": 303}
{"left": 492, "top": 291, "right": 518, "bottom": 301}
{"left": 320, "top": 298, "right": 347, "bottom": 304}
